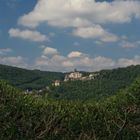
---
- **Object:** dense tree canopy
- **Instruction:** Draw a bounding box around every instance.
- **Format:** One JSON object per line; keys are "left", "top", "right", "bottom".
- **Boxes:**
{"left": 0, "top": 76, "right": 140, "bottom": 139}
{"left": 49, "top": 65, "right": 140, "bottom": 101}
{"left": 0, "top": 64, "right": 64, "bottom": 90}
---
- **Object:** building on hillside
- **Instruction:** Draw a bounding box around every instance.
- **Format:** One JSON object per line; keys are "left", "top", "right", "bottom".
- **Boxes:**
{"left": 81, "top": 76, "right": 88, "bottom": 81}
{"left": 64, "top": 69, "right": 82, "bottom": 81}
{"left": 89, "top": 73, "right": 99, "bottom": 80}
{"left": 52, "top": 80, "right": 61, "bottom": 87}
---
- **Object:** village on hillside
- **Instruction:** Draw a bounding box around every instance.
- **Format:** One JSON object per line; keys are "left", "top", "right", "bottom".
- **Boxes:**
{"left": 25, "top": 69, "right": 99, "bottom": 94}
{"left": 52, "top": 69, "right": 99, "bottom": 87}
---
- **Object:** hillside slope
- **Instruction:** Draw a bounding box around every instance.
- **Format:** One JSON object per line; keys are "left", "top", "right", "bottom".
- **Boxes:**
{"left": 49, "top": 65, "right": 140, "bottom": 100}
{"left": 0, "top": 64, "right": 64, "bottom": 90}
{"left": 0, "top": 64, "right": 140, "bottom": 99}
{"left": 0, "top": 77, "right": 140, "bottom": 139}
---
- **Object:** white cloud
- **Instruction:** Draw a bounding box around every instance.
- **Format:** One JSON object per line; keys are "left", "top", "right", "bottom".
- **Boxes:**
{"left": 118, "top": 56, "right": 140, "bottom": 67}
{"left": 9, "top": 28, "right": 48, "bottom": 42}
{"left": 0, "top": 48, "right": 12, "bottom": 55}
{"left": 120, "top": 40, "right": 140, "bottom": 48}
{"left": 18, "top": 0, "right": 140, "bottom": 28}
{"left": 0, "top": 47, "right": 139, "bottom": 71}
{"left": 72, "top": 26, "right": 118, "bottom": 42}
{"left": 18, "top": 0, "right": 140, "bottom": 41}
{"left": 68, "top": 51, "right": 83, "bottom": 58}
{"left": 0, "top": 56, "right": 28, "bottom": 68}
{"left": 1, "top": 51, "right": 139, "bottom": 72}
{"left": 62, "top": 61, "right": 74, "bottom": 67}
{"left": 43, "top": 47, "right": 59, "bottom": 56}
{"left": 35, "top": 47, "right": 140, "bottom": 72}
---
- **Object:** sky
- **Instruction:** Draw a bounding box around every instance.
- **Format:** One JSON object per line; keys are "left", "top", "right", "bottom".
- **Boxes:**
{"left": 0, "top": 0, "right": 140, "bottom": 72}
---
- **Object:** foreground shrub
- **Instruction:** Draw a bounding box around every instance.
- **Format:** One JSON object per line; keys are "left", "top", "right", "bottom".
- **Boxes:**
{"left": 0, "top": 79, "right": 140, "bottom": 140}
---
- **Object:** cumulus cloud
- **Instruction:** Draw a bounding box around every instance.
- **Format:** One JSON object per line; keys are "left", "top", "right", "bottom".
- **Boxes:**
{"left": 120, "top": 40, "right": 140, "bottom": 48}
{"left": 43, "top": 47, "right": 59, "bottom": 56}
{"left": 9, "top": 28, "right": 48, "bottom": 42}
{"left": 18, "top": 0, "right": 140, "bottom": 28}
{"left": 68, "top": 51, "right": 83, "bottom": 58}
{"left": 72, "top": 26, "right": 118, "bottom": 42}
{"left": 0, "top": 47, "right": 139, "bottom": 71}
{"left": 118, "top": 55, "right": 140, "bottom": 67}
{"left": 0, "top": 56, "right": 28, "bottom": 68}
{"left": 0, "top": 48, "right": 28, "bottom": 68}
{"left": 35, "top": 46, "right": 140, "bottom": 72}
{"left": 0, "top": 48, "right": 12, "bottom": 55}
{"left": 18, "top": 0, "right": 140, "bottom": 42}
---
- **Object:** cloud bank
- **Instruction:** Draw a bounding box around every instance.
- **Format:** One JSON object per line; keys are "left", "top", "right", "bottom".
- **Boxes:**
{"left": 18, "top": 0, "right": 140, "bottom": 42}
{"left": 35, "top": 47, "right": 140, "bottom": 72}
{"left": 18, "top": 0, "right": 140, "bottom": 28}
{"left": 9, "top": 28, "right": 48, "bottom": 42}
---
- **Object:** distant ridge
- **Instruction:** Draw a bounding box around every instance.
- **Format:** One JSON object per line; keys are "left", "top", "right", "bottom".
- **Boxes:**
{"left": 0, "top": 64, "right": 64, "bottom": 90}
{"left": 0, "top": 64, "right": 140, "bottom": 93}
{"left": 48, "top": 65, "right": 140, "bottom": 100}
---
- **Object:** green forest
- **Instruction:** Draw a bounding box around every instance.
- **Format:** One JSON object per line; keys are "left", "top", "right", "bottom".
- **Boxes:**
{"left": 49, "top": 65, "right": 140, "bottom": 101}
{"left": 0, "top": 76, "right": 140, "bottom": 139}
{"left": 0, "top": 64, "right": 140, "bottom": 139}
{"left": 1, "top": 64, "right": 140, "bottom": 100}
{"left": 0, "top": 64, "right": 64, "bottom": 90}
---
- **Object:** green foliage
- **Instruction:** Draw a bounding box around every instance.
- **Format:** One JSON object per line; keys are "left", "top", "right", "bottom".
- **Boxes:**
{"left": 0, "top": 64, "right": 64, "bottom": 90}
{"left": 49, "top": 65, "right": 140, "bottom": 101}
{"left": 1, "top": 64, "right": 140, "bottom": 101}
{"left": 0, "top": 77, "right": 140, "bottom": 140}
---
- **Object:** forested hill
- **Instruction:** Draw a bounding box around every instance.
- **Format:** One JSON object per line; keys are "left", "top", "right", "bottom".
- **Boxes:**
{"left": 0, "top": 76, "right": 140, "bottom": 139}
{"left": 49, "top": 65, "right": 140, "bottom": 100}
{"left": 0, "top": 64, "right": 140, "bottom": 95}
{"left": 0, "top": 64, "right": 64, "bottom": 90}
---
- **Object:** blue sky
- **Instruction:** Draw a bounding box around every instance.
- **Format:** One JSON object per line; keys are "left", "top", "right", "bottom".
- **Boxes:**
{"left": 0, "top": 0, "right": 140, "bottom": 72}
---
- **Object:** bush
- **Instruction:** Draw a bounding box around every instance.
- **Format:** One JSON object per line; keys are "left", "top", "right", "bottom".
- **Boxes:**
{"left": 0, "top": 79, "right": 140, "bottom": 140}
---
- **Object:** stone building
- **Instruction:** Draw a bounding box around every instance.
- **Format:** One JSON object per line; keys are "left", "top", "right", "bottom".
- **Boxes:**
{"left": 64, "top": 69, "right": 82, "bottom": 81}
{"left": 52, "top": 80, "right": 61, "bottom": 87}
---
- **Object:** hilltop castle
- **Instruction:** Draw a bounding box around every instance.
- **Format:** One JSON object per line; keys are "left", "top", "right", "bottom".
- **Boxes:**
{"left": 64, "top": 69, "right": 82, "bottom": 82}
{"left": 52, "top": 69, "right": 99, "bottom": 87}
